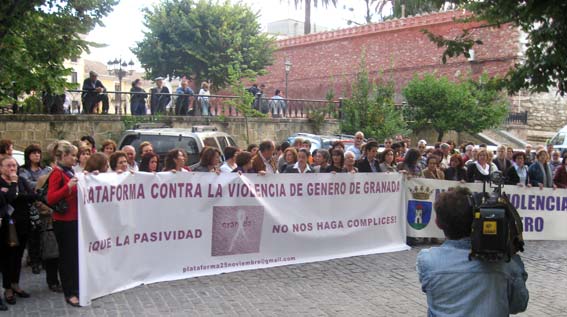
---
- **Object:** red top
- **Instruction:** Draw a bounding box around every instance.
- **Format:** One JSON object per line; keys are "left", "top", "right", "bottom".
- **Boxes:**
{"left": 47, "top": 167, "right": 78, "bottom": 221}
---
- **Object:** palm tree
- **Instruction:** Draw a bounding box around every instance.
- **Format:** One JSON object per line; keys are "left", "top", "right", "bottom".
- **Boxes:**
{"left": 292, "top": 0, "right": 338, "bottom": 35}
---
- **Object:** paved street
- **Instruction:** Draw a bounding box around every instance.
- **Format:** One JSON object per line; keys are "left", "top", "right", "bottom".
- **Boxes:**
{"left": 4, "top": 241, "right": 566, "bottom": 316}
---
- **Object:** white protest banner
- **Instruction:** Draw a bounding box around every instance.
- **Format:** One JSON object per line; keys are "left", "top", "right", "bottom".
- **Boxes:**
{"left": 502, "top": 185, "right": 567, "bottom": 240}
{"left": 405, "top": 178, "right": 567, "bottom": 240}
{"left": 77, "top": 172, "right": 408, "bottom": 306}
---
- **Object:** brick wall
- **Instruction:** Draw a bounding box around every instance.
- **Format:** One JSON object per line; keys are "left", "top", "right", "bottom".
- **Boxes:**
{"left": 258, "top": 10, "right": 520, "bottom": 100}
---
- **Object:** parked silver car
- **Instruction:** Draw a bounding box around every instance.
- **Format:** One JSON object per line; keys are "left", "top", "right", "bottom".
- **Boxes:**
{"left": 118, "top": 126, "right": 238, "bottom": 167}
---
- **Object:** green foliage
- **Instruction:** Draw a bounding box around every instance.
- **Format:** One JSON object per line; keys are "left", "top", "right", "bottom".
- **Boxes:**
{"left": 122, "top": 114, "right": 165, "bottom": 130}
{"left": 424, "top": 1, "right": 567, "bottom": 95}
{"left": 340, "top": 57, "right": 410, "bottom": 141}
{"left": 402, "top": 73, "right": 508, "bottom": 141}
{"left": 21, "top": 96, "right": 43, "bottom": 114}
{"left": 225, "top": 66, "right": 265, "bottom": 118}
{"left": 225, "top": 65, "right": 265, "bottom": 144}
{"left": 0, "top": 0, "right": 118, "bottom": 104}
{"left": 307, "top": 89, "right": 336, "bottom": 134}
{"left": 133, "top": 0, "right": 275, "bottom": 90}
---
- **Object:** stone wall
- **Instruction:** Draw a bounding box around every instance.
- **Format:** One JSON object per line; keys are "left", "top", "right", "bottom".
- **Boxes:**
{"left": 510, "top": 92, "right": 567, "bottom": 143}
{"left": 0, "top": 114, "right": 489, "bottom": 152}
{"left": 0, "top": 115, "right": 340, "bottom": 151}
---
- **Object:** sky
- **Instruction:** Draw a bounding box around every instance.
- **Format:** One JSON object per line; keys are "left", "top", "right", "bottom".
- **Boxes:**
{"left": 85, "top": 0, "right": 385, "bottom": 69}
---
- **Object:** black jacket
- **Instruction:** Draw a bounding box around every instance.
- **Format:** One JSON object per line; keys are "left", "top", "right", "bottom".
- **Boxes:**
{"left": 357, "top": 158, "right": 380, "bottom": 173}
{"left": 466, "top": 163, "right": 492, "bottom": 183}
{"left": 0, "top": 177, "right": 38, "bottom": 236}
{"left": 150, "top": 86, "right": 171, "bottom": 114}
{"left": 444, "top": 167, "right": 467, "bottom": 181}
{"left": 493, "top": 158, "right": 513, "bottom": 173}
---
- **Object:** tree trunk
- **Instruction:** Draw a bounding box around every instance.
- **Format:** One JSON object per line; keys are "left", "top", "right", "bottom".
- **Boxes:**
{"left": 304, "top": 0, "right": 311, "bottom": 34}
{"left": 437, "top": 129, "right": 444, "bottom": 142}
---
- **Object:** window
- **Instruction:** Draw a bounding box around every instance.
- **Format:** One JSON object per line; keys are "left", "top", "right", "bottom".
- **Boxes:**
{"left": 218, "top": 137, "right": 228, "bottom": 152}
{"left": 71, "top": 72, "right": 78, "bottom": 84}
{"left": 203, "top": 137, "right": 218, "bottom": 149}
{"left": 551, "top": 133, "right": 566, "bottom": 146}
{"left": 120, "top": 135, "right": 199, "bottom": 165}
{"left": 227, "top": 137, "right": 237, "bottom": 147}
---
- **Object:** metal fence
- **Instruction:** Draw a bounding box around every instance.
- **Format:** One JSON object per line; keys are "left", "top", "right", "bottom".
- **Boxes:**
{"left": 8, "top": 90, "right": 341, "bottom": 119}
{"left": 505, "top": 111, "right": 528, "bottom": 125}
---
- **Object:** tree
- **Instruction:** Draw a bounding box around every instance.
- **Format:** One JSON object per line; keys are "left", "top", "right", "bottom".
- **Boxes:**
{"left": 0, "top": 0, "right": 118, "bottom": 104}
{"left": 225, "top": 65, "right": 265, "bottom": 144}
{"left": 341, "top": 57, "right": 410, "bottom": 141}
{"left": 291, "top": 0, "right": 338, "bottom": 34}
{"left": 133, "top": 0, "right": 275, "bottom": 90}
{"left": 344, "top": 0, "right": 454, "bottom": 25}
{"left": 423, "top": 1, "right": 567, "bottom": 96}
{"left": 402, "top": 73, "right": 508, "bottom": 141}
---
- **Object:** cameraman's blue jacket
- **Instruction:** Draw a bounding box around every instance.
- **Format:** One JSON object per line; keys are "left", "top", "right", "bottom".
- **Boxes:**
{"left": 417, "top": 238, "right": 529, "bottom": 316}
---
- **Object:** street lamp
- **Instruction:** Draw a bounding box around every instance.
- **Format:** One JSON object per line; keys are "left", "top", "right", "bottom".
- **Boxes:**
{"left": 284, "top": 59, "right": 292, "bottom": 99}
{"left": 106, "top": 57, "right": 135, "bottom": 115}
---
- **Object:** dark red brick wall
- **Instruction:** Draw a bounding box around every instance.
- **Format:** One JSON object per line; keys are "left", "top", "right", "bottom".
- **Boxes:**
{"left": 258, "top": 10, "right": 520, "bottom": 100}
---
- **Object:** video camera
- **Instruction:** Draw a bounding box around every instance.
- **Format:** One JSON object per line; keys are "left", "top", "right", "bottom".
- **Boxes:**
{"left": 468, "top": 171, "right": 525, "bottom": 262}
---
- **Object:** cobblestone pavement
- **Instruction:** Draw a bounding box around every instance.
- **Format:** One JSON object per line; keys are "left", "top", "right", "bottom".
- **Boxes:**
{"left": 3, "top": 241, "right": 566, "bottom": 316}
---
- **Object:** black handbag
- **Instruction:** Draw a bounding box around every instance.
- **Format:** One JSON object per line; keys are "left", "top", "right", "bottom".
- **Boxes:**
{"left": 40, "top": 228, "right": 59, "bottom": 260}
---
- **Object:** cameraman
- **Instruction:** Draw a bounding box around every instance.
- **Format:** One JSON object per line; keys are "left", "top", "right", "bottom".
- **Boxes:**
{"left": 417, "top": 187, "right": 529, "bottom": 316}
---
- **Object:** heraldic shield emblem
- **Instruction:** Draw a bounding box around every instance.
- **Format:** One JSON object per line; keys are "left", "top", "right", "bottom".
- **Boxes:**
{"left": 407, "top": 185, "right": 434, "bottom": 230}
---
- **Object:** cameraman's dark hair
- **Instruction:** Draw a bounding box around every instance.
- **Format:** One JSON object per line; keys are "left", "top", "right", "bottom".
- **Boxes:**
{"left": 434, "top": 187, "right": 474, "bottom": 240}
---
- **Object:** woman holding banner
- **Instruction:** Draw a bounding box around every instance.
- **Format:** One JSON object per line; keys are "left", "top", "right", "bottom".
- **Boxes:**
{"left": 46, "top": 141, "right": 80, "bottom": 307}
{"left": 139, "top": 152, "right": 159, "bottom": 173}
{"left": 283, "top": 149, "right": 313, "bottom": 174}
{"left": 194, "top": 147, "right": 221, "bottom": 173}
{"left": 444, "top": 154, "right": 467, "bottom": 182}
{"left": 506, "top": 152, "right": 530, "bottom": 186}
{"left": 466, "top": 148, "right": 492, "bottom": 183}
{"left": 163, "top": 148, "right": 190, "bottom": 172}
{"left": 528, "top": 150, "right": 557, "bottom": 189}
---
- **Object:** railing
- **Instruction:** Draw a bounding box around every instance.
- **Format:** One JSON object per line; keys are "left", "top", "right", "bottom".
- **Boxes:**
{"left": 8, "top": 90, "right": 341, "bottom": 119}
{"left": 398, "top": 103, "right": 529, "bottom": 126}
{"left": 505, "top": 111, "right": 528, "bottom": 125}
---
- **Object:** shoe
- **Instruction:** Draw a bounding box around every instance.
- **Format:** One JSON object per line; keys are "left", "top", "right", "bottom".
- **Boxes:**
{"left": 32, "top": 265, "right": 41, "bottom": 274}
{"left": 49, "top": 284, "right": 63, "bottom": 293}
{"left": 65, "top": 296, "right": 80, "bottom": 307}
{"left": 12, "top": 289, "right": 30, "bottom": 298}
{"left": 4, "top": 291, "right": 15, "bottom": 305}
{"left": 0, "top": 299, "right": 7, "bottom": 311}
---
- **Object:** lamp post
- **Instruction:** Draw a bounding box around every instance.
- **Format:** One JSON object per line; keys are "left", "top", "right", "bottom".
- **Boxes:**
{"left": 284, "top": 59, "right": 292, "bottom": 99}
{"left": 107, "top": 58, "right": 135, "bottom": 115}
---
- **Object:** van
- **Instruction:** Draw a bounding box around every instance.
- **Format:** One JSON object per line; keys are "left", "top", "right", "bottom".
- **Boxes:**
{"left": 117, "top": 126, "right": 238, "bottom": 167}
{"left": 549, "top": 125, "right": 567, "bottom": 155}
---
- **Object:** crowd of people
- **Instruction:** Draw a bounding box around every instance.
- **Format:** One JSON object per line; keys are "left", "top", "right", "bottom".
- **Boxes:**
{"left": 0, "top": 130, "right": 563, "bottom": 310}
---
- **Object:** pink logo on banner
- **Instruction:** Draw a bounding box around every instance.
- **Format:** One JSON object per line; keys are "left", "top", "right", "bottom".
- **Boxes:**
{"left": 211, "top": 206, "right": 264, "bottom": 256}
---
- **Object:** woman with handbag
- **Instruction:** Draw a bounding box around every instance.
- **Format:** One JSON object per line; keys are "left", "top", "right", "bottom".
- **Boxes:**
{"left": 35, "top": 173, "right": 62, "bottom": 293}
{"left": 18, "top": 144, "right": 51, "bottom": 275}
{"left": 0, "top": 155, "right": 38, "bottom": 306}
{"left": 46, "top": 141, "right": 80, "bottom": 307}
